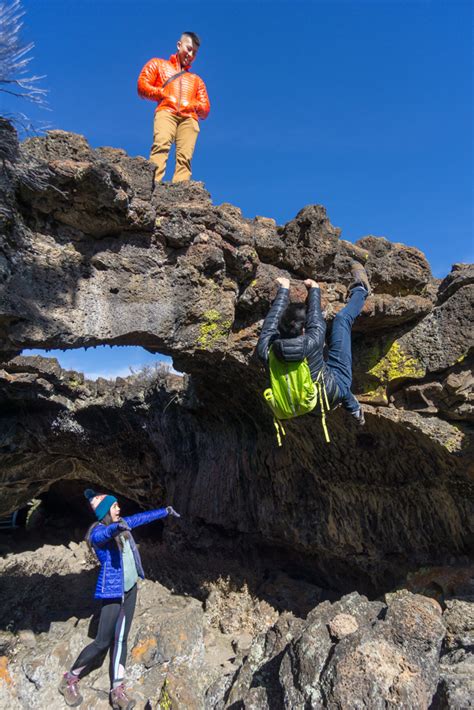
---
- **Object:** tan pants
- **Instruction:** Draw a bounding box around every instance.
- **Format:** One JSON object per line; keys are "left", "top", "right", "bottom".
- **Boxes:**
{"left": 150, "top": 111, "right": 200, "bottom": 182}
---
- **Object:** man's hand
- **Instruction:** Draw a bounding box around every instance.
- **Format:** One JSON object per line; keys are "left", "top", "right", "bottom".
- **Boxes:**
{"left": 181, "top": 101, "right": 198, "bottom": 116}
{"left": 166, "top": 506, "right": 181, "bottom": 518}
{"left": 304, "top": 279, "right": 319, "bottom": 289}
{"left": 276, "top": 277, "right": 290, "bottom": 289}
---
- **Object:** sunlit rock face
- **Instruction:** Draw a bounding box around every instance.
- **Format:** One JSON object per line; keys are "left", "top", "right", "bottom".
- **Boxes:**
{"left": 0, "top": 121, "right": 472, "bottom": 592}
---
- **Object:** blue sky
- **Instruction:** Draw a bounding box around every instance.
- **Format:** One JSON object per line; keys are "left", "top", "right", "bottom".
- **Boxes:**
{"left": 23, "top": 345, "right": 177, "bottom": 381}
{"left": 4, "top": 0, "right": 473, "bottom": 379}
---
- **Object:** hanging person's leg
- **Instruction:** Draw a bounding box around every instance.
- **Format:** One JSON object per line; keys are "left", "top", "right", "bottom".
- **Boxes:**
{"left": 109, "top": 584, "right": 138, "bottom": 709}
{"left": 150, "top": 111, "right": 179, "bottom": 181}
{"left": 173, "top": 116, "right": 200, "bottom": 182}
{"left": 59, "top": 599, "right": 121, "bottom": 706}
{"left": 326, "top": 262, "right": 370, "bottom": 400}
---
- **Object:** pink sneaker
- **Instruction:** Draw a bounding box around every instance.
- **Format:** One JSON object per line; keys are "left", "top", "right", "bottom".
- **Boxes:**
{"left": 110, "top": 683, "right": 136, "bottom": 710}
{"left": 58, "top": 672, "right": 83, "bottom": 707}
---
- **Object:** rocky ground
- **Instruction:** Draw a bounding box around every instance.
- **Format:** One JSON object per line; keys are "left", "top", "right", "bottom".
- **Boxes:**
{"left": 0, "top": 524, "right": 472, "bottom": 709}
{"left": 0, "top": 528, "right": 276, "bottom": 710}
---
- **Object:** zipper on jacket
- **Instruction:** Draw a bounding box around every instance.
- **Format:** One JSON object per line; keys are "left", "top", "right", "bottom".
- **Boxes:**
{"left": 102, "top": 562, "right": 107, "bottom": 593}
{"left": 178, "top": 75, "right": 182, "bottom": 111}
{"left": 117, "top": 536, "right": 125, "bottom": 604}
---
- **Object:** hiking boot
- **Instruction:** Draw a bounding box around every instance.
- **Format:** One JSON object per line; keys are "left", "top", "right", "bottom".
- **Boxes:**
{"left": 110, "top": 683, "right": 136, "bottom": 710}
{"left": 349, "top": 260, "right": 371, "bottom": 295}
{"left": 58, "top": 672, "right": 83, "bottom": 707}
{"left": 354, "top": 407, "right": 366, "bottom": 426}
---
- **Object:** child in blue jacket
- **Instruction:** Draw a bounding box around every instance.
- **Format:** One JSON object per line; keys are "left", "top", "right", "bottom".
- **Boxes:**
{"left": 59, "top": 489, "right": 180, "bottom": 709}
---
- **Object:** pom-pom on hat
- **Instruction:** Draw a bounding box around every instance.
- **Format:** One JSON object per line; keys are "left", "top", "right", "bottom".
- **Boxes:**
{"left": 84, "top": 488, "right": 118, "bottom": 521}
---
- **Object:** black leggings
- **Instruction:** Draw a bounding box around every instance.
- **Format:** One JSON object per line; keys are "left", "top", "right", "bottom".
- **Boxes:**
{"left": 72, "top": 584, "right": 137, "bottom": 685}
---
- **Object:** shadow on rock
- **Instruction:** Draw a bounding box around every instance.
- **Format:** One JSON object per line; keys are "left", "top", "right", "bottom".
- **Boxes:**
{"left": 0, "top": 570, "right": 97, "bottom": 633}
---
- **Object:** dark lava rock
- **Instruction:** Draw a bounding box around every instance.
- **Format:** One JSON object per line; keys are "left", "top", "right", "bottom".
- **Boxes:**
{"left": 0, "top": 121, "right": 472, "bottom": 598}
{"left": 218, "top": 591, "right": 446, "bottom": 709}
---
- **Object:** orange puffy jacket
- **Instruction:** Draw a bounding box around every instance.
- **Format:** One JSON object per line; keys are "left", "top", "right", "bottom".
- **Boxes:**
{"left": 137, "top": 54, "right": 210, "bottom": 121}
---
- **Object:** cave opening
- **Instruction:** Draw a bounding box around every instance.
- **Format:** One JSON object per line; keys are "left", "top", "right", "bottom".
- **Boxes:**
{"left": 21, "top": 344, "right": 183, "bottom": 381}
{"left": 0, "top": 477, "right": 167, "bottom": 550}
{"left": 2, "top": 344, "right": 185, "bottom": 540}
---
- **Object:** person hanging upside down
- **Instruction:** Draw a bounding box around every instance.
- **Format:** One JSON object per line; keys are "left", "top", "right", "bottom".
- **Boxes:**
{"left": 257, "top": 260, "right": 371, "bottom": 430}
{"left": 59, "top": 490, "right": 180, "bottom": 709}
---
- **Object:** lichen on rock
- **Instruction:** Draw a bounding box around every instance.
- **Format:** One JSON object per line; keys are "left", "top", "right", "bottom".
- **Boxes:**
{"left": 197, "top": 309, "right": 232, "bottom": 349}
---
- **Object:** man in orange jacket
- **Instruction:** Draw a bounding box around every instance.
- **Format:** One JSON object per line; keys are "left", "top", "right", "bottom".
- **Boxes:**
{"left": 137, "top": 32, "right": 210, "bottom": 183}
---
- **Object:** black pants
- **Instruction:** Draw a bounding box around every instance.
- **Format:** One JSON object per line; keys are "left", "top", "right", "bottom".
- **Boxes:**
{"left": 72, "top": 584, "right": 137, "bottom": 685}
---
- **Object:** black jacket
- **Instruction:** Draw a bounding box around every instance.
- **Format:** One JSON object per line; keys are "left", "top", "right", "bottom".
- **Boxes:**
{"left": 257, "top": 286, "right": 360, "bottom": 414}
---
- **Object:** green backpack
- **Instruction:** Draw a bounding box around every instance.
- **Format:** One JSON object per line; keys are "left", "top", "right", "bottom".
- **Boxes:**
{"left": 263, "top": 347, "right": 331, "bottom": 446}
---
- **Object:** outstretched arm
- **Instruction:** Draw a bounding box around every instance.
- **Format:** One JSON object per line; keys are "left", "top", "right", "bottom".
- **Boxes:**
{"left": 122, "top": 508, "right": 170, "bottom": 530}
{"left": 301, "top": 280, "right": 326, "bottom": 357}
{"left": 257, "top": 279, "right": 290, "bottom": 362}
{"left": 304, "top": 281, "right": 325, "bottom": 334}
{"left": 91, "top": 508, "right": 171, "bottom": 546}
{"left": 90, "top": 522, "right": 123, "bottom": 547}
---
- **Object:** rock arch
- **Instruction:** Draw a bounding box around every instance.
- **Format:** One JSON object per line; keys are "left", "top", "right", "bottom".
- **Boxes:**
{"left": 0, "top": 121, "right": 472, "bottom": 592}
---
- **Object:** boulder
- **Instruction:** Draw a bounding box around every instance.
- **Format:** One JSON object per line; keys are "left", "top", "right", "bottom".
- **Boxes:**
{"left": 217, "top": 591, "right": 445, "bottom": 709}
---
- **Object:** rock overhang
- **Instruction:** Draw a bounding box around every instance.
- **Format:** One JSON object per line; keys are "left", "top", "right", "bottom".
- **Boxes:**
{"left": 0, "top": 121, "right": 472, "bottom": 591}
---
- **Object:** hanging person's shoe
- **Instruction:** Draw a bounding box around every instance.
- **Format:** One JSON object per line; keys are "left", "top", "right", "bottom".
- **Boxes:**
{"left": 349, "top": 259, "right": 371, "bottom": 295}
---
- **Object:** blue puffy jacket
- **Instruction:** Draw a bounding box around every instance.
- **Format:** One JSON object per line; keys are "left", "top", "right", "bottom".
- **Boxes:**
{"left": 89, "top": 509, "right": 168, "bottom": 599}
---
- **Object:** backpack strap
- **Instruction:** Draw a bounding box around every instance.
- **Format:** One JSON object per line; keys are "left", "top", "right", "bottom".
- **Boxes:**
{"left": 315, "top": 371, "right": 331, "bottom": 444}
{"left": 162, "top": 70, "right": 187, "bottom": 89}
{"left": 273, "top": 418, "right": 286, "bottom": 447}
